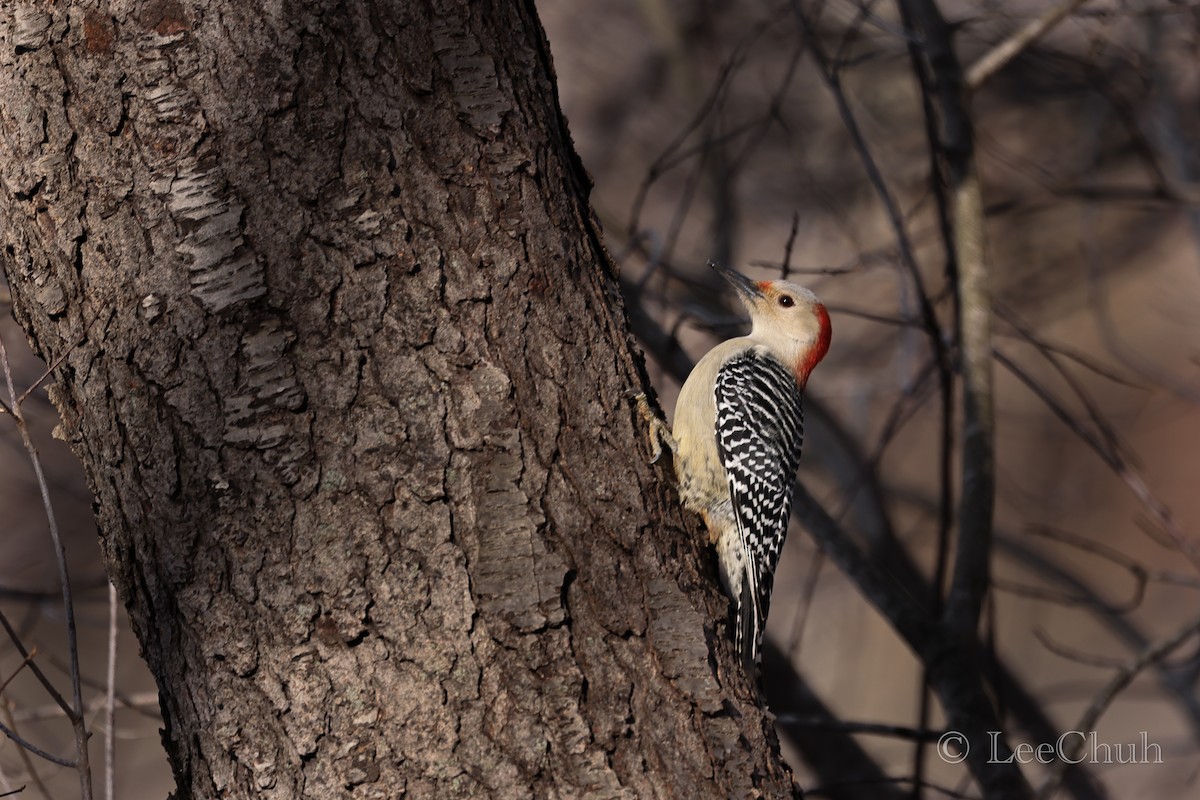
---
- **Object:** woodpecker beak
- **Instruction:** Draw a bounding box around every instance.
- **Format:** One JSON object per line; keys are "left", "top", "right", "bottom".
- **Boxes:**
{"left": 710, "top": 261, "right": 764, "bottom": 303}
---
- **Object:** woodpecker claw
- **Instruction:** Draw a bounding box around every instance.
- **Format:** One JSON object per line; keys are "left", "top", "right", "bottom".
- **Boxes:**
{"left": 630, "top": 391, "right": 678, "bottom": 465}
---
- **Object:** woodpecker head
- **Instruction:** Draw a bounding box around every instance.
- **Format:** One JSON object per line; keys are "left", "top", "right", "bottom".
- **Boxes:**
{"left": 712, "top": 262, "right": 831, "bottom": 387}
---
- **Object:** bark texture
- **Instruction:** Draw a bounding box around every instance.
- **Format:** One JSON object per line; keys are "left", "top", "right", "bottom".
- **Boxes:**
{"left": 0, "top": 1, "right": 797, "bottom": 797}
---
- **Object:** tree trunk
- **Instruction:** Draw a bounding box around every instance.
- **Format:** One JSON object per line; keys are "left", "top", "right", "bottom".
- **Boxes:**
{"left": 0, "top": 1, "right": 796, "bottom": 797}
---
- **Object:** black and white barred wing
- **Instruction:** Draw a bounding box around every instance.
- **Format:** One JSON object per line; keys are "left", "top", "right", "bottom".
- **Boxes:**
{"left": 714, "top": 349, "right": 805, "bottom": 664}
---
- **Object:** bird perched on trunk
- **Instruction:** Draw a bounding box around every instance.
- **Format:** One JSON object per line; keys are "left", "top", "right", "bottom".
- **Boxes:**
{"left": 637, "top": 262, "right": 831, "bottom": 670}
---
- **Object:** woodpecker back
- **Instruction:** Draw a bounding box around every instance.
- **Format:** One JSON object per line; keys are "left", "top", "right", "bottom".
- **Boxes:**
{"left": 672, "top": 263, "right": 830, "bottom": 669}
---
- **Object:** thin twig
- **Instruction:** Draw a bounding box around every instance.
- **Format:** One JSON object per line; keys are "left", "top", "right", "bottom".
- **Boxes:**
{"left": 773, "top": 715, "right": 943, "bottom": 742}
{"left": 2, "top": 702, "right": 55, "bottom": 800}
{"left": 0, "top": 648, "right": 38, "bottom": 694}
{"left": 965, "top": 0, "right": 1095, "bottom": 91}
{"left": 1033, "top": 628, "right": 1126, "bottom": 669}
{"left": 11, "top": 691, "right": 160, "bottom": 726}
{"left": 996, "top": 349, "right": 1200, "bottom": 573}
{"left": 0, "top": 574, "right": 112, "bottom": 601}
{"left": 625, "top": 19, "right": 775, "bottom": 240}
{"left": 1036, "top": 612, "right": 1200, "bottom": 799}
{"left": 793, "top": 483, "right": 935, "bottom": 650}
{"left": 1079, "top": 88, "right": 1200, "bottom": 405}
{"left": 822, "top": 304, "right": 921, "bottom": 328}
{"left": 0, "top": 329, "right": 93, "bottom": 798}
{"left": 993, "top": 526, "right": 1200, "bottom": 738}
{"left": 993, "top": 577, "right": 1143, "bottom": 615}
{"left": 106, "top": 581, "right": 118, "bottom": 800}
{"left": 784, "top": 549, "right": 825, "bottom": 657}
{"left": 0, "top": 608, "right": 75, "bottom": 717}
{"left": 794, "top": 2, "right": 951, "bottom": 367}
{"left": 807, "top": 775, "right": 982, "bottom": 800}
{"left": 14, "top": 329, "right": 89, "bottom": 408}
{"left": 0, "top": 712, "right": 78, "bottom": 768}
{"left": 833, "top": 356, "right": 939, "bottom": 523}
{"left": 763, "top": 642, "right": 906, "bottom": 800}
{"left": 992, "top": 525, "right": 1149, "bottom": 614}
{"left": 780, "top": 211, "right": 800, "bottom": 280}
{"left": 994, "top": 306, "right": 1141, "bottom": 389}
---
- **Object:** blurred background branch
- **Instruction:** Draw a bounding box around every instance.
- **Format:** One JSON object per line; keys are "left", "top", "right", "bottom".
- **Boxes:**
{"left": 567, "top": 0, "right": 1200, "bottom": 797}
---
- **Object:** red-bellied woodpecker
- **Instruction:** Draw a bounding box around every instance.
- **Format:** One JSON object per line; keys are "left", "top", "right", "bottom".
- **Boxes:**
{"left": 638, "top": 262, "right": 831, "bottom": 669}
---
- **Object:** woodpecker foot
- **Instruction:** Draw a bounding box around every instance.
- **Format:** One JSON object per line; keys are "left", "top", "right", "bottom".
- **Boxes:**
{"left": 630, "top": 391, "right": 678, "bottom": 465}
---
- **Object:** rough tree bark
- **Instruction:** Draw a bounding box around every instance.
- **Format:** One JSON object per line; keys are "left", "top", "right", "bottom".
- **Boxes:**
{"left": 0, "top": 1, "right": 796, "bottom": 797}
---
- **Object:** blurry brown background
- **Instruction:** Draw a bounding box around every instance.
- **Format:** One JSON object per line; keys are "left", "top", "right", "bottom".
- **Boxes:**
{"left": 3, "top": 1, "right": 1198, "bottom": 797}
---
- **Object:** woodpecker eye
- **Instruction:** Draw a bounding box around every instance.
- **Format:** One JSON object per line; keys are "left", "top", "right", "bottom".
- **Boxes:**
{"left": 778, "top": 295, "right": 795, "bottom": 308}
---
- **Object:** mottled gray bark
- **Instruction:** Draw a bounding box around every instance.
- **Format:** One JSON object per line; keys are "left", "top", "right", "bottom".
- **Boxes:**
{"left": 0, "top": 1, "right": 796, "bottom": 798}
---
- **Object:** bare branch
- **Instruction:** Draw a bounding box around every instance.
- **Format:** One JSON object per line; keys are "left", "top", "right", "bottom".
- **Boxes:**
{"left": 1036, "top": 612, "right": 1200, "bottom": 799}
{"left": 11, "top": 691, "right": 160, "bottom": 726}
{"left": 808, "top": 775, "right": 982, "bottom": 800}
{"left": 14, "top": 329, "right": 89, "bottom": 408}
{"left": 995, "top": 305, "right": 1141, "bottom": 389}
{"left": 106, "top": 581, "right": 119, "bottom": 800}
{"left": 0, "top": 711, "right": 78, "bottom": 769}
{"left": 773, "top": 715, "right": 943, "bottom": 742}
{"left": 965, "top": 0, "right": 1095, "bottom": 91}
{"left": 0, "top": 609, "right": 75, "bottom": 718}
{"left": 762, "top": 641, "right": 906, "bottom": 800}
{"left": 1033, "top": 627, "right": 1127, "bottom": 669}
{"left": 779, "top": 211, "right": 800, "bottom": 281}
{"left": 994, "top": 525, "right": 1149, "bottom": 614}
{"left": 0, "top": 329, "right": 93, "bottom": 798}
{"left": 996, "top": 350, "right": 1200, "bottom": 572}
{"left": 0, "top": 648, "right": 37, "bottom": 694}
{"left": 2, "top": 702, "right": 54, "bottom": 800}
